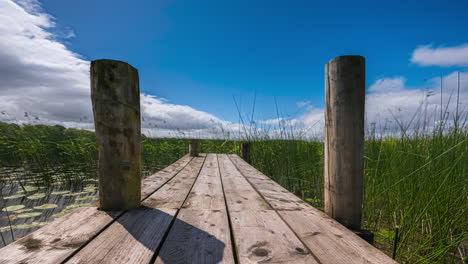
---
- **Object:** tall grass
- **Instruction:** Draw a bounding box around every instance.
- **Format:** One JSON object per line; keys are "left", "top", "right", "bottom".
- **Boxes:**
{"left": 0, "top": 117, "right": 466, "bottom": 262}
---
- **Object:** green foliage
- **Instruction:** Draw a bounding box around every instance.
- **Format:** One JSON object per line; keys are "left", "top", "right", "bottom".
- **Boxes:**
{"left": 0, "top": 121, "right": 466, "bottom": 263}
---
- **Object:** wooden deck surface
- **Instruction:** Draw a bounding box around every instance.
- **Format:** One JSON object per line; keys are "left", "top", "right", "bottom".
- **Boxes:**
{"left": 0, "top": 154, "right": 396, "bottom": 264}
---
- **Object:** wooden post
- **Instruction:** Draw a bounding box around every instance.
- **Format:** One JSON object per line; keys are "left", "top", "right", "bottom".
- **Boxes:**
{"left": 189, "top": 140, "right": 200, "bottom": 157}
{"left": 240, "top": 142, "right": 251, "bottom": 163}
{"left": 91, "top": 59, "right": 141, "bottom": 211}
{"left": 324, "top": 55, "right": 365, "bottom": 230}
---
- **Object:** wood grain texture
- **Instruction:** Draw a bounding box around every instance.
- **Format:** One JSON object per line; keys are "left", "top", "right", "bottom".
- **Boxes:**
{"left": 219, "top": 154, "right": 318, "bottom": 263}
{"left": 142, "top": 156, "right": 205, "bottom": 209}
{"left": 324, "top": 55, "right": 365, "bottom": 229}
{"left": 0, "top": 155, "right": 191, "bottom": 264}
{"left": 218, "top": 154, "right": 270, "bottom": 211}
{"left": 229, "top": 154, "right": 396, "bottom": 264}
{"left": 155, "top": 154, "right": 234, "bottom": 264}
{"left": 66, "top": 156, "right": 206, "bottom": 264}
{"left": 155, "top": 209, "right": 234, "bottom": 264}
{"left": 0, "top": 207, "right": 119, "bottom": 264}
{"left": 91, "top": 59, "right": 142, "bottom": 211}
{"left": 141, "top": 154, "right": 192, "bottom": 199}
{"left": 66, "top": 207, "right": 177, "bottom": 264}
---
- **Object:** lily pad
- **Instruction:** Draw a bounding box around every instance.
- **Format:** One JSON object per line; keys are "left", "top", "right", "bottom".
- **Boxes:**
{"left": 0, "top": 221, "right": 51, "bottom": 232}
{"left": 63, "top": 192, "right": 88, "bottom": 197}
{"left": 27, "top": 193, "right": 46, "bottom": 200}
{"left": 52, "top": 210, "right": 71, "bottom": 218}
{"left": 51, "top": 190, "right": 70, "bottom": 195}
{"left": 23, "top": 186, "right": 38, "bottom": 192}
{"left": 16, "top": 212, "right": 42, "bottom": 218}
{"left": 3, "top": 194, "right": 26, "bottom": 200}
{"left": 15, "top": 208, "right": 33, "bottom": 213}
{"left": 34, "top": 204, "right": 58, "bottom": 210}
{"left": 76, "top": 195, "right": 97, "bottom": 201}
{"left": 65, "top": 203, "right": 92, "bottom": 210}
{"left": 2, "top": 205, "right": 25, "bottom": 212}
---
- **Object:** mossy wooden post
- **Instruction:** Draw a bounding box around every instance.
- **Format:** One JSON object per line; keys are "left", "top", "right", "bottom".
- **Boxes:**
{"left": 324, "top": 55, "right": 365, "bottom": 230}
{"left": 189, "top": 141, "right": 200, "bottom": 157}
{"left": 91, "top": 59, "right": 141, "bottom": 211}
{"left": 240, "top": 142, "right": 251, "bottom": 163}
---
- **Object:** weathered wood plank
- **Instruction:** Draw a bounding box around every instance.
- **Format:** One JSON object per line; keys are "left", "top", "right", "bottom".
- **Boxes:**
{"left": 155, "top": 154, "right": 235, "bottom": 264}
{"left": 219, "top": 154, "right": 319, "bottom": 263}
{"left": 142, "top": 156, "right": 205, "bottom": 209}
{"left": 218, "top": 154, "right": 270, "bottom": 211}
{"left": 155, "top": 209, "right": 234, "bottom": 264}
{"left": 141, "top": 154, "right": 193, "bottom": 199}
{"left": 0, "top": 207, "right": 119, "bottom": 264}
{"left": 66, "top": 156, "right": 206, "bottom": 264}
{"left": 180, "top": 154, "right": 225, "bottom": 210}
{"left": 0, "top": 155, "right": 192, "bottom": 264}
{"left": 229, "top": 154, "right": 396, "bottom": 264}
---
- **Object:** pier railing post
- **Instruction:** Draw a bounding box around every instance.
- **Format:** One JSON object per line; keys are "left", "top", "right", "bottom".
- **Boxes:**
{"left": 91, "top": 59, "right": 141, "bottom": 211}
{"left": 324, "top": 56, "right": 365, "bottom": 231}
{"left": 189, "top": 140, "right": 200, "bottom": 157}
{"left": 240, "top": 142, "right": 251, "bottom": 163}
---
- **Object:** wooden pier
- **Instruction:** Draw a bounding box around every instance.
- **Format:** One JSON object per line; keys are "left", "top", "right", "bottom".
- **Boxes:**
{"left": 0, "top": 154, "right": 395, "bottom": 263}
{"left": 0, "top": 56, "right": 397, "bottom": 263}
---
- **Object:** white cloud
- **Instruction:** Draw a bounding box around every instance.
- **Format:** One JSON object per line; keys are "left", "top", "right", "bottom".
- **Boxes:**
{"left": 368, "top": 77, "right": 405, "bottom": 93}
{"left": 296, "top": 100, "right": 311, "bottom": 108}
{"left": 257, "top": 72, "right": 468, "bottom": 139}
{"left": 0, "top": 0, "right": 243, "bottom": 138}
{"left": 411, "top": 44, "right": 468, "bottom": 67}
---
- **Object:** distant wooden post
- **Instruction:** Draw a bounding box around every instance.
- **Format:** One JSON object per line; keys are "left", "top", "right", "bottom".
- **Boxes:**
{"left": 189, "top": 141, "right": 200, "bottom": 157}
{"left": 240, "top": 142, "right": 251, "bottom": 163}
{"left": 324, "top": 55, "right": 365, "bottom": 230}
{"left": 91, "top": 59, "right": 141, "bottom": 211}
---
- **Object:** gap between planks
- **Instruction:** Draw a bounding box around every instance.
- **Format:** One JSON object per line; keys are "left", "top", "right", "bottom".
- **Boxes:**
{"left": 227, "top": 154, "right": 397, "bottom": 264}
{"left": 218, "top": 154, "right": 320, "bottom": 264}
{"left": 0, "top": 155, "right": 194, "bottom": 264}
{"left": 65, "top": 155, "right": 207, "bottom": 264}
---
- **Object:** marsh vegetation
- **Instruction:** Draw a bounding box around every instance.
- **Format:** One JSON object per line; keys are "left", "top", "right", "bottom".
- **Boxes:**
{"left": 0, "top": 120, "right": 466, "bottom": 263}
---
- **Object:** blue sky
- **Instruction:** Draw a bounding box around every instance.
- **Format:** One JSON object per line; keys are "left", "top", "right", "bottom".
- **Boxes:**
{"left": 1, "top": 0, "right": 467, "bottom": 137}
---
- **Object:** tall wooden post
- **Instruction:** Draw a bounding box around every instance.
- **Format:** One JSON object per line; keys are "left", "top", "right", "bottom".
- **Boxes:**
{"left": 189, "top": 141, "right": 200, "bottom": 157}
{"left": 324, "top": 55, "right": 365, "bottom": 230}
{"left": 240, "top": 142, "right": 251, "bottom": 163}
{"left": 91, "top": 59, "right": 141, "bottom": 211}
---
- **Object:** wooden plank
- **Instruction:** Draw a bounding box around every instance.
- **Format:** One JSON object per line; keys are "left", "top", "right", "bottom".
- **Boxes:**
{"left": 229, "top": 154, "right": 396, "bottom": 264}
{"left": 141, "top": 154, "right": 193, "bottom": 199}
{"left": 219, "top": 154, "right": 319, "bottom": 263}
{"left": 218, "top": 154, "right": 270, "bottom": 211}
{"left": 181, "top": 154, "right": 225, "bottom": 210}
{"left": 0, "top": 207, "right": 119, "bottom": 264}
{"left": 155, "top": 209, "right": 234, "bottom": 264}
{"left": 0, "top": 155, "right": 192, "bottom": 264}
{"left": 155, "top": 154, "right": 235, "bottom": 264}
{"left": 66, "top": 156, "right": 206, "bottom": 264}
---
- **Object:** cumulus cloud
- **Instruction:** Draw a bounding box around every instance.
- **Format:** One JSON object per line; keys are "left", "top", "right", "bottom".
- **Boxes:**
{"left": 0, "top": 0, "right": 242, "bottom": 138}
{"left": 411, "top": 44, "right": 468, "bottom": 67}
{"left": 257, "top": 72, "right": 468, "bottom": 139}
{"left": 368, "top": 77, "right": 405, "bottom": 93}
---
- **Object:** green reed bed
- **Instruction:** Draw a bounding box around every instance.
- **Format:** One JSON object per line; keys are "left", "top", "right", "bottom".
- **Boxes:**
{"left": 247, "top": 130, "right": 467, "bottom": 263}
{"left": 0, "top": 121, "right": 466, "bottom": 263}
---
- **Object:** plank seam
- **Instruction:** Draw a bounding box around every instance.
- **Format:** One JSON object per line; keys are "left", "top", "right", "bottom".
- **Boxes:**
{"left": 216, "top": 154, "right": 240, "bottom": 264}
{"left": 227, "top": 154, "right": 324, "bottom": 264}
{"left": 60, "top": 155, "right": 194, "bottom": 264}
{"left": 149, "top": 155, "right": 207, "bottom": 264}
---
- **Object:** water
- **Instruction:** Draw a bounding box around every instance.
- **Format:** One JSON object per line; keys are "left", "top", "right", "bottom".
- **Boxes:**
{"left": 0, "top": 166, "right": 98, "bottom": 247}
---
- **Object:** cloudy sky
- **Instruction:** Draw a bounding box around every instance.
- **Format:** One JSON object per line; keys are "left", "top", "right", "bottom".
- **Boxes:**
{"left": 0, "top": 0, "right": 467, "bottom": 138}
